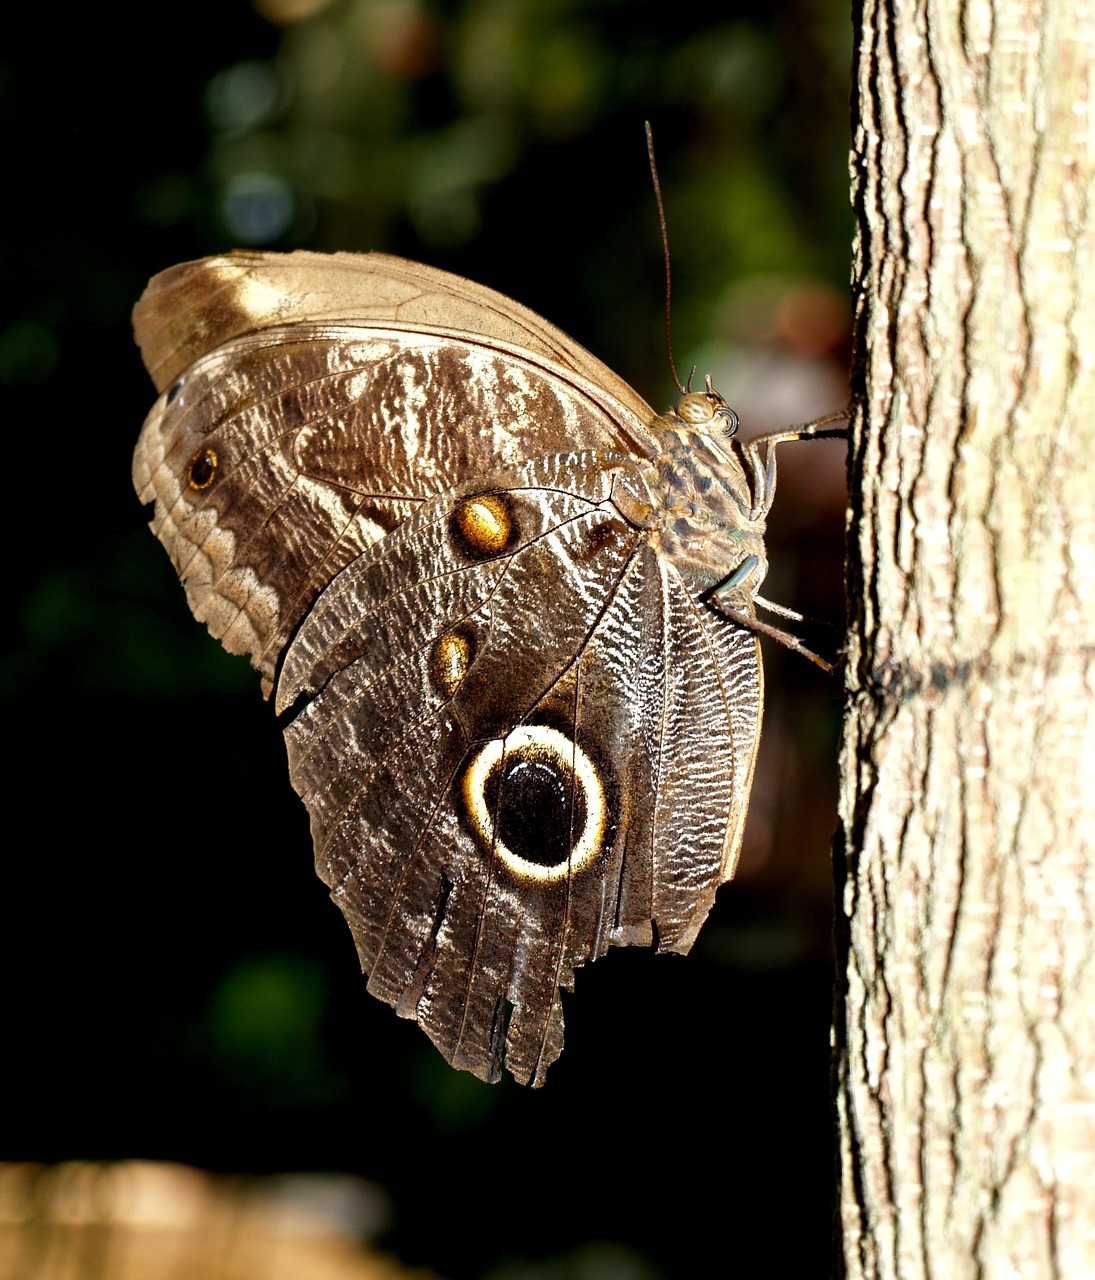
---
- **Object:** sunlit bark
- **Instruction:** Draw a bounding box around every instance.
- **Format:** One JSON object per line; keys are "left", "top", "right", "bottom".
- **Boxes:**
{"left": 838, "top": 0, "right": 1095, "bottom": 1275}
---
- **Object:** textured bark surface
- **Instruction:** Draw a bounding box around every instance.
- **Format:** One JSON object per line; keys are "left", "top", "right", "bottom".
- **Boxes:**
{"left": 839, "top": 0, "right": 1095, "bottom": 1276}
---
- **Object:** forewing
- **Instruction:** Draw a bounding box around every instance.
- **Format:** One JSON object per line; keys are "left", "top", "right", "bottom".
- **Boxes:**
{"left": 133, "top": 298, "right": 656, "bottom": 693}
{"left": 134, "top": 251, "right": 659, "bottom": 433}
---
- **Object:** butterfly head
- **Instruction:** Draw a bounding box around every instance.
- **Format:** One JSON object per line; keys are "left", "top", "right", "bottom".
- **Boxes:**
{"left": 672, "top": 374, "right": 740, "bottom": 439}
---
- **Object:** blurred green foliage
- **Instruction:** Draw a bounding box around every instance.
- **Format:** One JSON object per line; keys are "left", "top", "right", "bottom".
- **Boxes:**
{"left": 195, "top": 954, "right": 348, "bottom": 1107}
{"left": 134, "top": 0, "right": 851, "bottom": 386}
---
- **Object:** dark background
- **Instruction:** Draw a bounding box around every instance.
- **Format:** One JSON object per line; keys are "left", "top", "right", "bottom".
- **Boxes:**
{"left": 2, "top": 1, "right": 851, "bottom": 1276}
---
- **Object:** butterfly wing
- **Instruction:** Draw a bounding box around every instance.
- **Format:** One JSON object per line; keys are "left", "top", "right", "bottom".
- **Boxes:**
{"left": 132, "top": 251, "right": 763, "bottom": 1085}
{"left": 134, "top": 250, "right": 663, "bottom": 417}
{"left": 132, "top": 253, "right": 659, "bottom": 694}
{"left": 277, "top": 451, "right": 760, "bottom": 1085}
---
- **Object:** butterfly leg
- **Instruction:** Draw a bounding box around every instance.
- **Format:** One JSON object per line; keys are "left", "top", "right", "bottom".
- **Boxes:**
{"left": 713, "top": 601, "right": 837, "bottom": 673}
{"left": 708, "top": 561, "right": 837, "bottom": 673}
{"left": 741, "top": 411, "right": 850, "bottom": 518}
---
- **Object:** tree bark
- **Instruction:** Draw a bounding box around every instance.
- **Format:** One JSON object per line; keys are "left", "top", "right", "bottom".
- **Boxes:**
{"left": 838, "top": 0, "right": 1095, "bottom": 1276}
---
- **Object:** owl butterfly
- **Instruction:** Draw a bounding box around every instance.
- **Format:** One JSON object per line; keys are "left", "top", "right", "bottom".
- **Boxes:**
{"left": 133, "top": 251, "right": 835, "bottom": 1086}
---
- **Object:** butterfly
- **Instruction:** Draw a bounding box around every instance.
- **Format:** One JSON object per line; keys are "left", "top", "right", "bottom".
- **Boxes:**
{"left": 132, "top": 250, "right": 830, "bottom": 1086}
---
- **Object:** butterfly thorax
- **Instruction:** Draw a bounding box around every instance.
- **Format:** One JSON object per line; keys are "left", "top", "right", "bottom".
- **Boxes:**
{"left": 645, "top": 387, "right": 769, "bottom": 603}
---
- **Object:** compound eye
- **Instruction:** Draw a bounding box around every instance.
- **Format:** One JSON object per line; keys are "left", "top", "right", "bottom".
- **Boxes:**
{"left": 676, "top": 392, "right": 716, "bottom": 424}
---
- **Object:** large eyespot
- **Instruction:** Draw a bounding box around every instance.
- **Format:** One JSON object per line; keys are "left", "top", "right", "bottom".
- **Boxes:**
{"left": 462, "top": 726, "right": 606, "bottom": 883}
{"left": 187, "top": 446, "right": 218, "bottom": 491}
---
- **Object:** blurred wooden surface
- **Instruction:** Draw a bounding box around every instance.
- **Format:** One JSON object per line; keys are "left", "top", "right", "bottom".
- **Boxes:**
{"left": 0, "top": 1162, "right": 428, "bottom": 1280}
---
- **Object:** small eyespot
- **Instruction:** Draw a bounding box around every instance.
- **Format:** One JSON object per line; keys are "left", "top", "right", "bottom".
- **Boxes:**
{"left": 452, "top": 493, "right": 513, "bottom": 558}
{"left": 188, "top": 447, "right": 218, "bottom": 490}
{"left": 430, "top": 629, "right": 474, "bottom": 698}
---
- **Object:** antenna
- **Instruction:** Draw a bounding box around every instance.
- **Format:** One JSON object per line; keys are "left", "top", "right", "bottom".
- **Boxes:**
{"left": 645, "top": 122, "right": 686, "bottom": 395}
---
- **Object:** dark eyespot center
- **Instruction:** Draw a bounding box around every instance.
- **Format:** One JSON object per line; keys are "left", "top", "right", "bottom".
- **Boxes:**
{"left": 488, "top": 752, "right": 586, "bottom": 868}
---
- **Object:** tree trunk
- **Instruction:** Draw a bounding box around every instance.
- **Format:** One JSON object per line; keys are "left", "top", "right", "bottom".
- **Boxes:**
{"left": 837, "top": 0, "right": 1095, "bottom": 1275}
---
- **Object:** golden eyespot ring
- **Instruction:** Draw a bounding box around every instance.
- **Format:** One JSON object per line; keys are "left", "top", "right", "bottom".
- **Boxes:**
{"left": 187, "top": 446, "right": 218, "bottom": 490}
{"left": 461, "top": 726, "right": 606, "bottom": 883}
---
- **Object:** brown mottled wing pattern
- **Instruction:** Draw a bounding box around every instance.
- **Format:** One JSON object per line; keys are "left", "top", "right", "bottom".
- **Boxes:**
{"left": 132, "top": 250, "right": 764, "bottom": 1086}
{"left": 277, "top": 452, "right": 760, "bottom": 1085}
{"left": 132, "top": 252, "right": 657, "bottom": 694}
